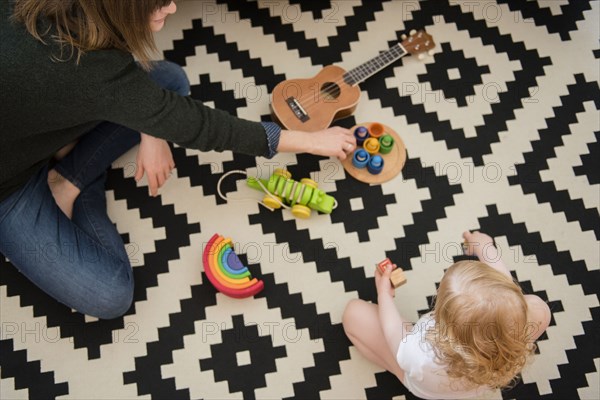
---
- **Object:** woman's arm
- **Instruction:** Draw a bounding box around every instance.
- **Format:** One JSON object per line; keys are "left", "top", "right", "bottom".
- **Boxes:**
{"left": 98, "top": 60, "right": 356, "bottom": 159}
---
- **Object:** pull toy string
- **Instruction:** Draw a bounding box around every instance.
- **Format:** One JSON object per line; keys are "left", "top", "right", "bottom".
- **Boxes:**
{"left": 217, "top": 170, "right": 289, "bottom": 211}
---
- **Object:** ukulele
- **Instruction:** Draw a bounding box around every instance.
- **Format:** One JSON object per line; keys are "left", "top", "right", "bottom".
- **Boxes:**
{"left": 270, "top": 30, "right": 435, "bottom": 132}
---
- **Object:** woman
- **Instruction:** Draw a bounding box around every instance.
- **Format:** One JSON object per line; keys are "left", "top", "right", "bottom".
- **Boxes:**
{"left": 0, "top": 0, "right": 356, "bottom": 318}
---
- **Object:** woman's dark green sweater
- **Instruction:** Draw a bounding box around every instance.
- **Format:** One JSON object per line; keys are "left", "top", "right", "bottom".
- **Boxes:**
{"left": 0, "top": 1, "right": 273, "bottom": 202}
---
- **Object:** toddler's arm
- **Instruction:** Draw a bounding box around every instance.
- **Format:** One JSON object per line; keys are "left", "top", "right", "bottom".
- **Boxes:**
{"left": 463, "top": 231, "right": 551, "bottom": 341}
{"left": 376, "top": 265, "right": 407, "bottom": 359}
{"left": 462, "top": 231, "right": 511, "bottom": 278}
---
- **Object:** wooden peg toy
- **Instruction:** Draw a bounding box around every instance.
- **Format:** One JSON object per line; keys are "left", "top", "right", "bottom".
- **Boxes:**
{"left": 367, "top": 155, "right": 384, "bottom": 175}
{"left": 377, "top": 258, "right": 407, "bottom": 288}
{"left": 378, "top": 134, "right": 394, "bottom": 154}
{"left": 354, "top": 126, "right": 370, "bottom": 146}
{"left": 352, "top": 148, "right": 370, "bottom": 169}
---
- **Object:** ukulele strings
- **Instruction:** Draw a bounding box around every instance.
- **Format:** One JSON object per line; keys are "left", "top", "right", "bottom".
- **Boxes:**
{"left": 293, "top": 54, "right": 405, "bottom": 114}
{"left": 287, "top": 32, "right": 434, "bottom": 115}
{"left": 289, "top": 45, "right": 410, "bottom": 113}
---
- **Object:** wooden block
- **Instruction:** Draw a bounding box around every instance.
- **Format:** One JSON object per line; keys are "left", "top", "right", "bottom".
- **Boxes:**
{"left": 390, "top": 269, "right": 407, "bottom": 288}
{"left": 377, "top": 258, "right": 407, "bottom": 288}
{"left": 377, "top": 258, "right": 396, "bottom": 274}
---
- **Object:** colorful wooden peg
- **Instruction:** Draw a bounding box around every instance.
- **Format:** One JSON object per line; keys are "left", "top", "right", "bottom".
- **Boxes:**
{"left": 367, "top": 155, "right": 384, "bottom": 175}
{"left": 364, "top": 138, "right": 380, "bottom": 155}
{"left": 352, "top": 148, "right": 370, "bottom": 169}
{"left": 368, "top": 122, "right": 385, "bottom": 138}
{"left": 354, "top": 126, "right": 370, "bottom": 146}
{"left": 379, "top": 134, "right": 394, "bottom": 154}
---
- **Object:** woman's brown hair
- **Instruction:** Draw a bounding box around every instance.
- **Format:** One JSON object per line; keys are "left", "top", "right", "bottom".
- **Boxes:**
{"left": 11, "top": 0, "right": 173, "bottom": 69}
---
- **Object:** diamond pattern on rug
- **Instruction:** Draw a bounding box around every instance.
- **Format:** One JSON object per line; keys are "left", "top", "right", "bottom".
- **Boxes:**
{"left": 1, "top": 1, "right": 598, "bottom": 399}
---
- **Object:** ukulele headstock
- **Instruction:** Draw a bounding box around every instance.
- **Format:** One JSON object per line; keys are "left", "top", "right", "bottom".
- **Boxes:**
{"left": 401, "top": 30, "right": 436, "bottom": 60}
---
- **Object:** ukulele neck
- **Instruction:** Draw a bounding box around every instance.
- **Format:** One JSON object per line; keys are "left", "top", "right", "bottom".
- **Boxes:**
{"left": 343, "top": 43, "right": 408, "bottom": 86}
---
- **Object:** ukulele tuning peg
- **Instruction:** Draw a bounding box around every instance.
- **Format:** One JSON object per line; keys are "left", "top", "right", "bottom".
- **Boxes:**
{"left": 401, "top": 34, "right": 407, "bottom": 40}
{"left": 428, "top": 49, "right": 435, "bottom": 56}
{"left": 418, "top": 53, "right": 426, "bottom": 61}
{"left": 409, "top": 29, "right": 417, "bottom": 36}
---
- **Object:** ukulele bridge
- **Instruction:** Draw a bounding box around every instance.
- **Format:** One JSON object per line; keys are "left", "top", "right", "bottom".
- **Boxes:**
{"left": 285, "top": 97, "right": 310, "bottom": 123}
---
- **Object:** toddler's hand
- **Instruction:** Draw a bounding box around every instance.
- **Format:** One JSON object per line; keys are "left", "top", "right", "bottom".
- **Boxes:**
{"left": 375, "top": 264, "right": 395, "bottom": 298}
{"left": 462, "top": 230, "right": 494, "bottom": 258}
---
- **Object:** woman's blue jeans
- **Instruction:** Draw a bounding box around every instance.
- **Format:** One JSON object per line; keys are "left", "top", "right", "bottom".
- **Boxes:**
{"left": 0, "top": 61, "right": 190, "bottom": 319}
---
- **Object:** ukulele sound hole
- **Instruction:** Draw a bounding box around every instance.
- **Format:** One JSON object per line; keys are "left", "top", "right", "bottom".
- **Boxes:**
{"left": 321, "top": 82, "right": 341, "bottom": 101}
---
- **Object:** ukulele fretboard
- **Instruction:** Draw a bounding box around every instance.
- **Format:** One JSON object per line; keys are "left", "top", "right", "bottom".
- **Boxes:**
{"left": 343, "top": 44, "right": 408, "bottom": 86}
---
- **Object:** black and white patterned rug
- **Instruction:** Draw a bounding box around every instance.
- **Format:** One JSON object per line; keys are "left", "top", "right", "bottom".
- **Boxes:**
{"left": 1, "top": 1, "right": 599, "bottom": 399}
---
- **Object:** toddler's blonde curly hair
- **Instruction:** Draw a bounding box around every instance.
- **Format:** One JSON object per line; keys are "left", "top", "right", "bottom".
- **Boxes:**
{"left": 426, "top": 260, "right": 536, "bottom": 390}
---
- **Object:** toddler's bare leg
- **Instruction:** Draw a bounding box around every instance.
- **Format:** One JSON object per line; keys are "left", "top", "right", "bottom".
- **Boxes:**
{"left": 342, "top": 299, "right": 409, "bottom": 380}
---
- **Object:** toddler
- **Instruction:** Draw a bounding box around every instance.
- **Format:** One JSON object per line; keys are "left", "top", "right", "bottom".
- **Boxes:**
{"left": 342, "top": 231, "right": 551, "bottom": 399}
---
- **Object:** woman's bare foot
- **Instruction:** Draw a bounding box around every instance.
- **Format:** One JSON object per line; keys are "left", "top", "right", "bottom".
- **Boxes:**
{"left": 47, "top": 169, "right": 80, "bottom": 219}
{"left": 53, "top": 141, "right": 78, "bottom": 161}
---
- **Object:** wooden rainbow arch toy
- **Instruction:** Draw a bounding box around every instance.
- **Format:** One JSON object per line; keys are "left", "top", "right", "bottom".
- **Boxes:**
{"left": 202, "top": 233, "right": 264, "bottom": 298}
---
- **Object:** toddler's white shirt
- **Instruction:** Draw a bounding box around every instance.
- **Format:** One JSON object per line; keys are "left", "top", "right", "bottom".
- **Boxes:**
{"left": 396, "top": 313, "right": 493, "bottom": 399}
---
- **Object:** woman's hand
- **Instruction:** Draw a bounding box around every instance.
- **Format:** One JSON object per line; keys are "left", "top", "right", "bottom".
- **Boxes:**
{"left": 135, "top": 133, "right": 175, "bottom": 197}
{"left": 308, "top": 126, "right": 357, "bottom": 159}
{"left": 375, "top": 264, "right": 395, "bottom": 299}
{"left": 277, "top": 126, "right": 356, "bottom": 160}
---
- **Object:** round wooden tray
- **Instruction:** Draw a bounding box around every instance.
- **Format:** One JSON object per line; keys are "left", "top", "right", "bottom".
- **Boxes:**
{"left": 341, "top": 122, "right": 407, "bottom": 184}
